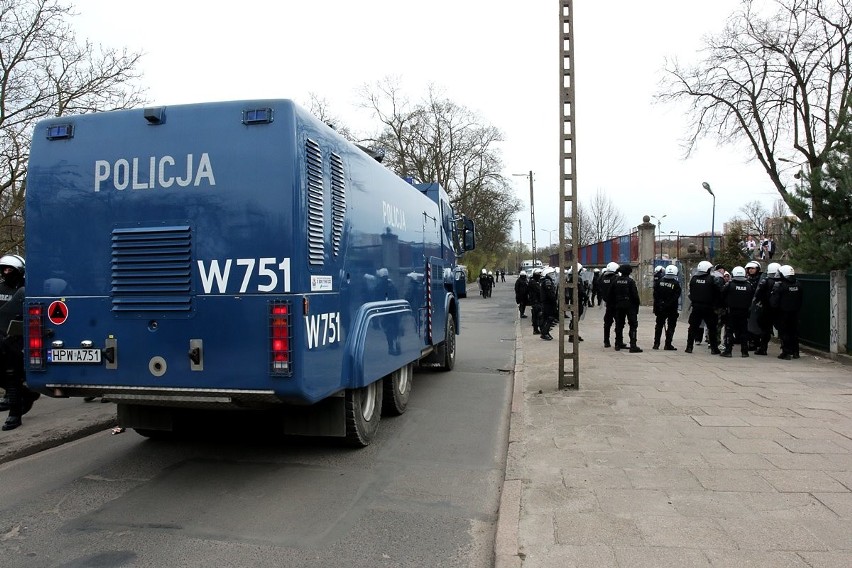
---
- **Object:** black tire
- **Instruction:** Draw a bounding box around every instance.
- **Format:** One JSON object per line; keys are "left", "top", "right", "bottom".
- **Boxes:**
{"left": 344, "top": 380, "right": 383, "bottom": 447}
{"left": 439, "top": 314, "right": 456, "bottom": 371}
{"left": 382, "top": 362, "right": 413, "bottom": 416}
{"left": 134, "top": 428, "right": 173, "bottom": 440}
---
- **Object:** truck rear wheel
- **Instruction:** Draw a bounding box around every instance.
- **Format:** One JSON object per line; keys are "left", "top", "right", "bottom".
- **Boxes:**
{"left": 382, "top": 362, "right": 413, "bottom": 416}
{"left": 439, "top": 314, "right": 456, "bottom": 371}
{"left": 344, "top": 379, "right": 383, "bottom": 447}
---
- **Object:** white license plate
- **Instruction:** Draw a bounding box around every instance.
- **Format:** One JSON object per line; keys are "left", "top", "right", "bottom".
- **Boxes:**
{"left": 49, "top": 349, "right": 102, "bottom": 364}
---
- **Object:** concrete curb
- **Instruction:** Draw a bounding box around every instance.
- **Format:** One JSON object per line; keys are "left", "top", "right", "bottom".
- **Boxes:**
{"left": 494, "top": 319, "right": 525, "bottom": 568}
{"left": 0, "top": 415, "right": 118, "bottom": 465}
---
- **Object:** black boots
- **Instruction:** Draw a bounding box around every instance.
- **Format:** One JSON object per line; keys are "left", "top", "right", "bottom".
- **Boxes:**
{"left": 2, "top": 416, "right": 22, "bottom": 431}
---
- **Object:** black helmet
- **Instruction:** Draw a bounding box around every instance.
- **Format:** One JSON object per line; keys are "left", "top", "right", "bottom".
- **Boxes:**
{"left": 619, "top": 264, "right": 632, "bottom": 276}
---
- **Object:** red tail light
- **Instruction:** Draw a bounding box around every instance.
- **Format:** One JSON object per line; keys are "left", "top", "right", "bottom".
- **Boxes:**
{"left": 27, "top": 304, "right": 45, "bottom": 370}
{"left": 269, "top": 301, "right": 291, "bottom": 375}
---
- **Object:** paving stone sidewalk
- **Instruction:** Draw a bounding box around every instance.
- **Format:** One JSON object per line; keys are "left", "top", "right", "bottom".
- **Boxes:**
{"left": 501, "top": 300, "right": 852, "bottom": 568}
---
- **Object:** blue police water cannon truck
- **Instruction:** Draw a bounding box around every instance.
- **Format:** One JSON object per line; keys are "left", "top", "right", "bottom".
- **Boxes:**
{"left": 24, "top": 99, "right": 475, "bottom": 446}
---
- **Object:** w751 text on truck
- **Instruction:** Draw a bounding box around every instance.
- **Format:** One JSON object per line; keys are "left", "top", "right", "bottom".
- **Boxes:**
{"left": 24, "top": 99, "right": 475, "bottom": 446}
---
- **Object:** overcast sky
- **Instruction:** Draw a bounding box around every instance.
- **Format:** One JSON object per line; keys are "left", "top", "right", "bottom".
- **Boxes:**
{"left": 72, "top": 0, "right": 785, "bottom": 247}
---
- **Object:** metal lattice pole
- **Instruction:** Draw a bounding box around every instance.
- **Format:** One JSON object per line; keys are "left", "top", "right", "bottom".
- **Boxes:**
{"left": 558, "top": 0, "right": 580, "bottom": 389}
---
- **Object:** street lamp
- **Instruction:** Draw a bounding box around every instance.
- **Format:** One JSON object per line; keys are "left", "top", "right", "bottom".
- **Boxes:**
{"left": 701, "top": 182, "right": 716, "bottom": 260}
{"left": 539, "top": 228, "right": 556, "bottom": 248}
{"left": 649, "top": 214, "right": 666, "bottom": 259}
{"left": 512, "top": 171, "right": 536, "bottom": 260}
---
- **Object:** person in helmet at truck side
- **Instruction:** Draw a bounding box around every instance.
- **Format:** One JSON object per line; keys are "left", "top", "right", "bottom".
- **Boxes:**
{"left": 769, "top": 265, "right": 803, "bottom": 360}
{"left": 720, "top": 266, "right": 755, "bottom": 358}
{"left": 608, "top": 264, "right": 642, "bottom": 353}
{"left": 599, "top": 262, "right": 620, "bottom": 347}
{"left": 685, "top": 260, "right": 722, "bottom": 354}
{"left": 750, "top": 262, "right": 781, "bottom": 355}
{"left": 0, "top": 254, "right": 38, "bottom": 431}
{"left": 514, "top": 271, "right": 529, "bottom": 319}
{"left": 539, "top": 267, "right": 559, "bottom": 340}
{"left": 652, "top": 265, "right": 681, "bottom": 351}
{"left": 0, "top": 254, "right": 22, "bottom": 412}
{"left": 527, "top": 268, "right": 544, "bottom": 335}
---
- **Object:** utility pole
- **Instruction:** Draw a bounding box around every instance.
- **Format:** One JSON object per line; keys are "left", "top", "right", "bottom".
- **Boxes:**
{"left": 517, "top": 219, "right": 522, "bottom": 271}
{"left": 527, "top": 171, "right": 537, "bottom": 261}
{"left": 512, "top": 172, "right": 537, "bottom": 261}
{"left": 559, "top": 0, "right": 579, "bottom": 389}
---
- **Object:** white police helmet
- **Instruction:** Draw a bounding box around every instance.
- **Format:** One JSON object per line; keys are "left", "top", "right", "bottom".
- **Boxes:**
{"left": 665, "top": 265, "right": 678, "bottom": 276}
{"left": 767, "top": 262, "right": 781, "bottom": 277}
{"left": 0, "top": 254, "right": 25, "bottom": 275}
{"left": 731, "top": 266, "right": 746, "bottom": 279}
{"left": 779, "top": 265, "right": 795, "bottom": 279}
{"left": 697, "top": 261, "right": 713, "bottom": 273}
{"left": 654, "top": 265, "right": 665, "bottom": 274}
{"left": 745, "top": 261, "right": 761, "bottom": 271}
{"left": 606, "top": 261, "right": 619, "bottom": 273}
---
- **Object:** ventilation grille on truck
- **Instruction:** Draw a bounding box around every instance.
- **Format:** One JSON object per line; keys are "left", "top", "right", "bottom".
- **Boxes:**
{"left": 330, "top": 152, "right": 346, "bottom": 257}
{"left": 111, "top": 226, "right": 192, "bottom": 313}
{"left": 306, "top": 138, "right": 324, "bottom": 265}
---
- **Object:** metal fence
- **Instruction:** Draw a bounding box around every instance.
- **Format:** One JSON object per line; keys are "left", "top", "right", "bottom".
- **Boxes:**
{"left": 572, "top": 230, "right": 639, "bottom": 266}
{"left": 797, "top": 273, "right": 831, "bottom": 350}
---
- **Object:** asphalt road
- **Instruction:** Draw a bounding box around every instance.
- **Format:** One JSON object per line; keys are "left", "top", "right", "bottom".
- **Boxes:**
{"left": 0, "top": 280, "right": 516, "bottom": 568}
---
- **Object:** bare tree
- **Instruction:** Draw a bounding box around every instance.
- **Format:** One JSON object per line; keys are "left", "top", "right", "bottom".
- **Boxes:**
{"left": 0, "top": 0, "right": 145, "bottom": 252}
{"left": 771, "top": 197, "right": 789, "bottom": 220}
{"left": 305, "top": 93, "right": 356, "bottom": 141}
{"left": 576, "top": 203, "right": 595, "bottom": 247}
{"left": 737, "top": 200, "right": 770, "bottom": 236}
{"left": 358, "top": 77, "right": 520, "bottom": 257}
{"left": 580, "top": 189, "right": 626, "bottom": 245}
{"left": 658, "top": 0, "right": 852, "bottom": 221}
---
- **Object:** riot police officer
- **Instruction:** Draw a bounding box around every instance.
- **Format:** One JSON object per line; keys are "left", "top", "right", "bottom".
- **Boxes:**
{"left": 608, "top": 264, "right": 642, "bottom": 352}
{"left": 599, "top": 261, "right": 619, "bottom": 348}
{"left": 685, "top": 260, "right": 722, "bottom": 354}
{"left": 653, "top": 265, "right": 681, "bottom": 350}
{"left": 528, "top": 268, "right": 544, "bottom": 335}
{"left": 564, "top": 265, "right": 586, "bottom": 341}
{"left": 478, "top": 268, "right": 491, "bottom": 298}
{"left": 721, "top": 266, "right": 754, "bottom": 357}
{"left": 770, "top": 265, "right": 803, "bottom": 359}
{"left": 744, "top": 260, "right": 762, "bottom": 350}
{"left": 514, "top": 271, "right": 529, "bottom": 318}
{"left": 750, "top": 262, "right": 780, "bottom": 355}
{"left": 0, "top": 254, "right": 36, "bottom": 431}
{"left": 540, "top": 267, "right": 559, "bottom": 340}
{"left": 590, "top": 268, "right": 602, "bottom": 306}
